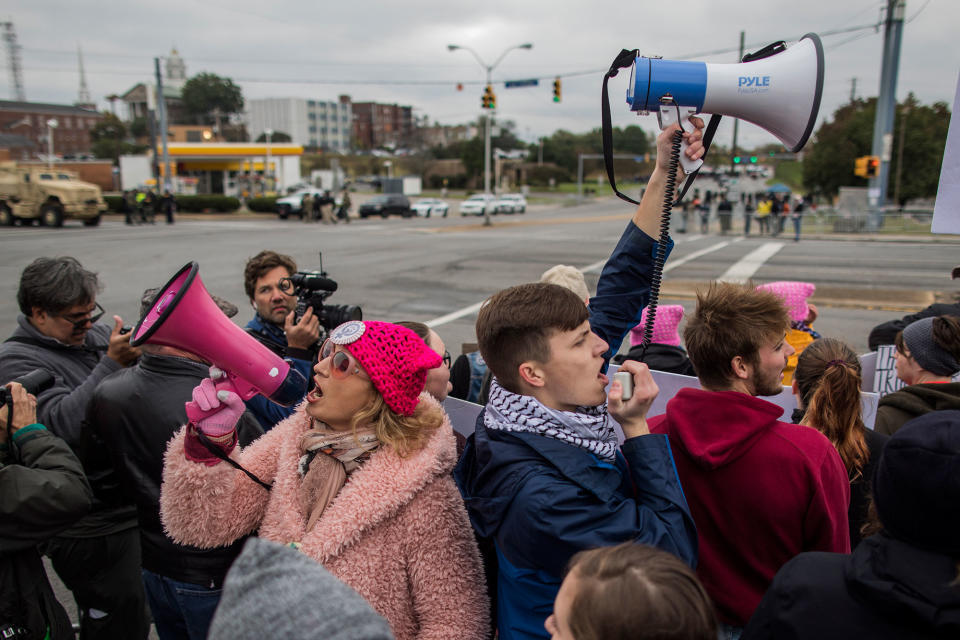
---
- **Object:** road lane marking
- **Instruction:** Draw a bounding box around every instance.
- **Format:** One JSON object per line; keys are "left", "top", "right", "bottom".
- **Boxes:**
{"left": 717, "top": 242, "right": 785, "bottom": 283}
{"left": 425, "top": 302, "right": 485, "bottom": 328}
{"left": 427, "top": 238, "right": 737, "bottom": 327}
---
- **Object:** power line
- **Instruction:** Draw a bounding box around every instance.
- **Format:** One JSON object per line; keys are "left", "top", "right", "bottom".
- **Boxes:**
{"left": 19, "top": 21, "right": 888, "bottom": 90}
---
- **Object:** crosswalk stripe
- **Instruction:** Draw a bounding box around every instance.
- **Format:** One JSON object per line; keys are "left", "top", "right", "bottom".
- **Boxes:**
{"left": 717, "top": 242, "right": 785, "bottom": 283}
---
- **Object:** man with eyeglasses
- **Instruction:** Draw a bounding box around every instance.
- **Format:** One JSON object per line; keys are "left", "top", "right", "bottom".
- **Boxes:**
{"left": 0, "top": 256, "right": 150, "bottom": 640}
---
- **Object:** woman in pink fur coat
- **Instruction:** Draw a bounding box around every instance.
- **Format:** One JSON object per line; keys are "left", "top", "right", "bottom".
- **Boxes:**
{"left": 160, "top": 320, "right": 489, "bottom": 640}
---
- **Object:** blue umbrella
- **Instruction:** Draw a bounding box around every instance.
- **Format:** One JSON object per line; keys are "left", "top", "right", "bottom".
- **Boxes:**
{"left": 766, "top": 183, "right": 792, "bottom": 194}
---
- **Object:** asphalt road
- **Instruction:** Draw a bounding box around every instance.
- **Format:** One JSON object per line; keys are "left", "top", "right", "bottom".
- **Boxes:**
{"left": 2, "top": 199, "right": 958, "bottom": 357}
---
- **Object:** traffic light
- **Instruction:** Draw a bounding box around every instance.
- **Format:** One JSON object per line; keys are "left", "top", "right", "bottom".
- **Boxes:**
{"left": 481, "top": 85, "right": 494, "bottom": 110}
{"left": 733, "top": 156, "right": 741, "bottom": 164}
{"left": 553, "top": 77, "right": 561, "bottom": 103}
{"left": 854, "top": 156, "right": 869, "bottom": 178}
{"left": 854, "top": 155, "right": 880, "bottom": 178}
{"left": 489, "top": 86, "right": 496, "bottom": 110}
{"left": 749, "top": 156, "right": 758, "bottom": 163}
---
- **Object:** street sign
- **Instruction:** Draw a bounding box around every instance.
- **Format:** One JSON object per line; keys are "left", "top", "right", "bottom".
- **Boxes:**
{"left": 504, "top": 79, "right": 539, "bottom": 88}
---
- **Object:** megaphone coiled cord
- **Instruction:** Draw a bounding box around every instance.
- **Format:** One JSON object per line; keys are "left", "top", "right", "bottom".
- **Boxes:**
{"left": 637, "top": 128, "right": 683, "bottom": 357}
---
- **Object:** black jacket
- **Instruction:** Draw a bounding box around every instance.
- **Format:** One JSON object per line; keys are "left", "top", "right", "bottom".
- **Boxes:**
{"left": 0, "top": 317, "right": 135, "bottom": 538}
{"left": 1, "top": 428, "right": 93, "bottom": 639}
{"left": 743, "top": 534, "right": 960, "bottom": 639}
{"left": 613, "top": 343, "right": 696, "bottom": 377}
{"left": 86, "top": 353, "right": 264, "bottom": 586}
{"left": 868, "top": 302, "right": 960, "bottom": 351}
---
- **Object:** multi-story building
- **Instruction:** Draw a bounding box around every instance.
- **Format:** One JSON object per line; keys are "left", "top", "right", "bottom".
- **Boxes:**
{"left": 121, "top": 49, "right": 189, "bottom": 124}
{"left": 0, "top": 100, "right": 104, "bottom": 158}
{"left": 246, "top": 96, "right": 352, "bottom": 152}
{"left": 352, "top": 102, "right": 413, "bottom": 150}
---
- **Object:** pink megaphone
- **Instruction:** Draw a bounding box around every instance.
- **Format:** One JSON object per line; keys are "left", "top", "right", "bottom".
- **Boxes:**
{"left": 131, "top": 262, "right": 307, "bottom": 421}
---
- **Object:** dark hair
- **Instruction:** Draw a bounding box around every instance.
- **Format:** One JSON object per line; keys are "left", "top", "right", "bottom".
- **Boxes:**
{"left": 795, "top": 338, "right": 869, "bottom": 479}
{"left": 566, "top": 543, "right": 717, "bottom": 640}
{"left": 243, "top": 250, "right": 297, "bottom": 300}
{"left": 17, "top": 256, "right": 101, "bottom": 316}
{"left": 683, "top": 282, "right": 790, "bottom": 389}
{"left": 476, "top": 283, "right": 588, "bottom": 393}
{"left": 395, "top": 321, "right": 430, "bottom": 344}
{"left": 933, "top": 316, "right": 960, "bottom": 361}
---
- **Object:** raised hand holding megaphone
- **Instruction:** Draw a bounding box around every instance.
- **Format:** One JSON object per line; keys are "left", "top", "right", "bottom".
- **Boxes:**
{"left": 625, "top": 33, "right": 824, "bottom": 173}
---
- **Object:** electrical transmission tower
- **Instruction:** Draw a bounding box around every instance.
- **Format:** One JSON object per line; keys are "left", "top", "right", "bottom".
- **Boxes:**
{"left": 2, "top": 21, "right": 25, "bottom": 101}
{"left": 77, "top": 45, "right": 93, "bottom": 107}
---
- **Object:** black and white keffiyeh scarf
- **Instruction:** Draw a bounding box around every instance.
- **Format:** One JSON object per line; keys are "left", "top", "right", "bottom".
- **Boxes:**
{"left": 484, "top": 378, "right": 619, "bottom": 462}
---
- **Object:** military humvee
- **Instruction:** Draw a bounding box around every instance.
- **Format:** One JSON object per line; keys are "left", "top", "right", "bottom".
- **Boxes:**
{"left": 0, "top": 163, "right": 107, "bottom": 227}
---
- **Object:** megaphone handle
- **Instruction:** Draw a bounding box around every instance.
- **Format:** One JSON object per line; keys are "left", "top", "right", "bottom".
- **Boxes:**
{"left": 184, "top": 377, "right": 244, "bottom": 423}
{"left": 658, "top": 105, "right": 704, "bottom": 175}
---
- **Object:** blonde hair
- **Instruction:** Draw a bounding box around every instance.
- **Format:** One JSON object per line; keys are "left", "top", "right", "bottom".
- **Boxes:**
{"left": 350, "top": 393, "right": 443, "bottom": 458}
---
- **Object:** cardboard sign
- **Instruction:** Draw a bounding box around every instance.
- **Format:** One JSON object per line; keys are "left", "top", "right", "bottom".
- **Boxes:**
{"left": 873, "top": 344, "right": 907, "bottom": 396}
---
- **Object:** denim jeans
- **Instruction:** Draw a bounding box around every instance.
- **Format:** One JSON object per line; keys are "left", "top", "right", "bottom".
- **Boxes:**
{"left": 717, "top": 622, "right": 743, "bottom": 640}
{"left": 141, "top": 569, "right": 223, "bottom": 640}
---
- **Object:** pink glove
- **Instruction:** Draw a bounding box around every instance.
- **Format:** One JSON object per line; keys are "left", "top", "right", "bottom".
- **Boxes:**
{"left": 184, "top": 376, "right": 245, "bottom": 465}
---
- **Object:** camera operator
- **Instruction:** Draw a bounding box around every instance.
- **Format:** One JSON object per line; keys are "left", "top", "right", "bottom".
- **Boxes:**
{"left": 0, "top": 257, "right": 150, "bottom": 640}
{"left": 243, "top": 250, "right": 319, "bottom": 430}
{"left": 1, "top": 381, "right": 93, "bottom": 640}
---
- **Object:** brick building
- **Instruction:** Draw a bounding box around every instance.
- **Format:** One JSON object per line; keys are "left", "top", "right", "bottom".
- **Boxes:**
{"left": 0, "top": 101, "right": 104, "bottom": 158}
{"left": 352, "top": 102, "right": 413, "bottom": 149}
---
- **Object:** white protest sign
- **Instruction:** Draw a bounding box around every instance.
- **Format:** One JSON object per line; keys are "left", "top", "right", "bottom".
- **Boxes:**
{"left": 932, "top": 69, "right": 960, "bottom": 234}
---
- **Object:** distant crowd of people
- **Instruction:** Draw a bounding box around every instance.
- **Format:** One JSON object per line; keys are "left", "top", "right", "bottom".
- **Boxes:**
{"left": 2, "top": 118, "right": 958, "bottom": 640}
{"left": 118, "top": 189, "right": 176, "bottom": 226}
{"left": 678, "top": 189, "right": 810, "bottom": 241}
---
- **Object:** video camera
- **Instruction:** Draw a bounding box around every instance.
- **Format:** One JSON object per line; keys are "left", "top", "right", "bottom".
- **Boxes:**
{"left": 0, "top": 369, "right": 55, "bottom": 409}
{"left": 279, "top": 254, "right": 361, "bottom": 340}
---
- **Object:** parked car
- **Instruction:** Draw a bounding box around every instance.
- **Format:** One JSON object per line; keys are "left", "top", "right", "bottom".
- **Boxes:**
{"left": 276, "top": 188, "right": 324, "bottom": 219}
{"left": 495, "top": 193, "right": 527, "bottom": 214}
{"left": 411, "top": 198, "right": 449, "bottom": 218}
{"left": 459, "top": 194, "right": 497, "bottom": 217}
{"left": 358, "top": 194, "right": 412, "bottom": 219}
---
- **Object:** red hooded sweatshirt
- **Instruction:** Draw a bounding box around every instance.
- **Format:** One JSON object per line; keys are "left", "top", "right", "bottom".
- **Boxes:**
{"left": 649, "top": 388, "right": 850, "bottom": 626}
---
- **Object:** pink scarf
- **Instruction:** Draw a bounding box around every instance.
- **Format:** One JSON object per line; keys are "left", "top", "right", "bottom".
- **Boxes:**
{"left": 297, "top": 421, "right": 379, "bottom": 532}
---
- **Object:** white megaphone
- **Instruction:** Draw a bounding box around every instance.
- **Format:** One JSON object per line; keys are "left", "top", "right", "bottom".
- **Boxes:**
{"left": 626, "top": 33, "right": 824, "bottom": 173}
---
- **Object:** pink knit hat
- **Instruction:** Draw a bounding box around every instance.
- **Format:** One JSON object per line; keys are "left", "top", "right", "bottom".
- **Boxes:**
{"left": 755, "top": 281, "right": 816, "bottom": 323}
{"left": 630, "top": 304, "right": 684, "bottom": 347}
{"left": 328, "top": 320, "right": 441, "bottom": 416}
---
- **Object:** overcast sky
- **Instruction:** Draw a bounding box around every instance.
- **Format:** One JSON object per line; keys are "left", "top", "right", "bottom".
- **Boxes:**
{"left": 6, "top": 0, "right": 958, "bottom": 151}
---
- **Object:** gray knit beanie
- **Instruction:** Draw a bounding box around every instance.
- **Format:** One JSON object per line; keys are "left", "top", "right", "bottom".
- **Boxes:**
{"left": 208, "top": 538, "right": 395, "bottom": 640}
{"left": 902, "top": 317, "right": 960, "bottom": 377}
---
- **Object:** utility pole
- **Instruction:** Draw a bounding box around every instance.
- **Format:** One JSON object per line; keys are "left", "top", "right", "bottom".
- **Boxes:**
{"left": 730, "top": 31, "right": 745, "bottom": 171}
{"left": 868, "top": 0, "right": 906, "bottom": 230}
{"left": 849, "top": 77, "right": 857, "bottom": 103}
{"left": 448, "top": 42, "right": 533, "bottom": 226}
{"left": 155, "top": 57, "right": 172, "bottom": 193}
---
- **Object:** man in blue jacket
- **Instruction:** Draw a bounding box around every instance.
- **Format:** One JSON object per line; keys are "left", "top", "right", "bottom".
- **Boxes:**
{"left": 242, "top": 250, "right": 319, "bottom": 429}
{"left": 455, "top": 122, "right": 703, "bottom": 640}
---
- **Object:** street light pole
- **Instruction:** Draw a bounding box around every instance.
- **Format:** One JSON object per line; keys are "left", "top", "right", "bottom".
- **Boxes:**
{"left": 264, "top": 128, "right": 273, "bottom": 193}
{"left": 448, "top": 42, "right": 532, "bottom": 227}
{"left": 45, "top": 118, "right": 58, "bottom": 169}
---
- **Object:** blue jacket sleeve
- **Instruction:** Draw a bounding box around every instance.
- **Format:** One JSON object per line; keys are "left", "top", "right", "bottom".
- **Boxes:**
{"left": 243, "top": 356, "right": 312, "bottom": 431}
{"left": 497, "top": 433, "right": 697, "bottom": 578}
{"left": 589, "top": 222, "right": 673, "bottom": 365}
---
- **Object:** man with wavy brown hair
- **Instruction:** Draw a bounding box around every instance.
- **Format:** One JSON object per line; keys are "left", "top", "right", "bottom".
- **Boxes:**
{"left": 649, "top": 282, "right": 850, "bottom": 636}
